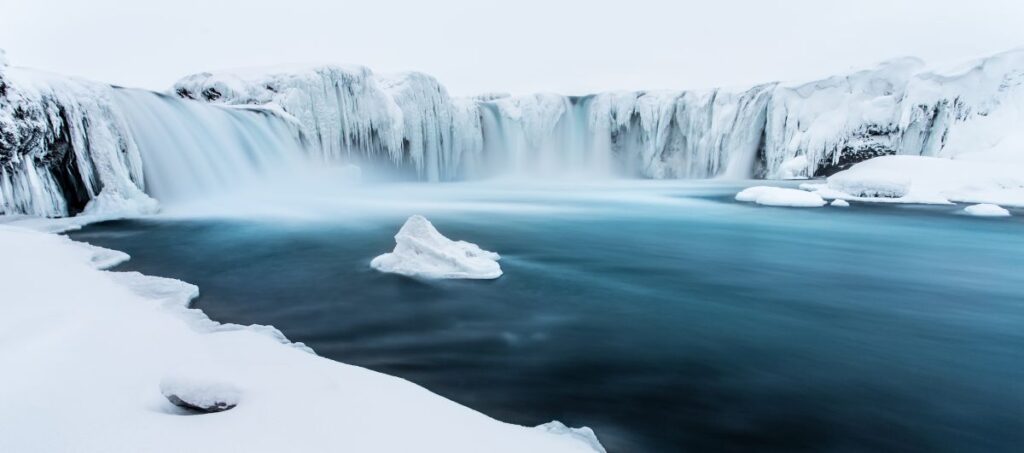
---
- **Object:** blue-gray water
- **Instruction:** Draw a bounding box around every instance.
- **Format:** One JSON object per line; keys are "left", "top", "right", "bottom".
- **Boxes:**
{"left": 70, "top": 182, "right": 1024, "bottom": 452}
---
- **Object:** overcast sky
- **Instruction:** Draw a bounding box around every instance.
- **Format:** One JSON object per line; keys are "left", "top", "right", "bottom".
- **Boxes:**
{"left": 3, "top": 0, "right": 1023, "bottom": 96}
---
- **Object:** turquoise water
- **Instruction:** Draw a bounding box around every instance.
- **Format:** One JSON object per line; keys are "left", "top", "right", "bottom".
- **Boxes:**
{"left": 71, "top": 182, "right": 1024, "bottom": 452}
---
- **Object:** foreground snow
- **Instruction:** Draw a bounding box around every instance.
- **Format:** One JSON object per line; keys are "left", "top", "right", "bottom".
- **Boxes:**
{"left": 0, "top": 226, "right": 599, "bottom": 453}
{"left": 804, "top": 155, "right": 1024, "bottom": 206}
{"left": 371, "top": 215, "right": 503, "bottom": 279}
{"left": 735, "top": 186, "right": 827, "bottom": 207}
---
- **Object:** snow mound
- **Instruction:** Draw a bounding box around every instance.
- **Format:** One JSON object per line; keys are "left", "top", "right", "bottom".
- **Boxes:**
{"left": 963, "top": 203, "right": 1011, "bottom": 217}
{"left": 371, "top": 215, "right": 502, "bottom": 279}
{"left": 830, "top": 199, "right": 851, "bottom": 207}
{"left": 536, "top": 422, "right": 606, "bottom": 453}
{"left": 815, "top": 156, "right": 1024, "bottom": 206}
{"left": 160, "top": 376, "right": 241, "bottom": 413}
{"left": 736, "top": 186, "right": 827, "bottom": 207}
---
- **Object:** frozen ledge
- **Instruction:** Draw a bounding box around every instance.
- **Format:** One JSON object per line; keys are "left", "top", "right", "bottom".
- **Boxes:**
{"left": 0, "top": 225, "right": 600, "bottom": 452}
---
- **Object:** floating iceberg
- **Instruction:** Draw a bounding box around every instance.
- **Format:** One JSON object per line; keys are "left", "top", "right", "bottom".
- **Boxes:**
{"left": 371, "top": 215, "right": 502, "bottom": 279}
{"left": 830, "top": 199, "right": 851, "bottom": 207}
{"left": 735, "top": 186, "right": 827, "bottom": 207}
{"left": 963, "top": 203, "right": 1011, "bottom": 217}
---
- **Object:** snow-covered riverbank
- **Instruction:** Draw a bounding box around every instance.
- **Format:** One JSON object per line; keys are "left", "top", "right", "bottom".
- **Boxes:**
{"left": 0, "top": 225, "right": 603, "bottom": 453}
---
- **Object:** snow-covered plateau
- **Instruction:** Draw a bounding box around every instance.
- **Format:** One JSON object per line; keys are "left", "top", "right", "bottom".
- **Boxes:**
{"left": 0, "top": 224, "right": 603, "bottom": 453}
{"left": 4, "top": 48, "right": 1024, "bottom": 217}
{"left": 371, "top": 215, "right": 503, "bottom": 279}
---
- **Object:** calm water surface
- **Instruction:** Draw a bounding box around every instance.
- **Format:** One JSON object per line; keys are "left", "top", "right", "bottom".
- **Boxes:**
{"left": 71, "top": 182, "right": 1024, "bottom": 452}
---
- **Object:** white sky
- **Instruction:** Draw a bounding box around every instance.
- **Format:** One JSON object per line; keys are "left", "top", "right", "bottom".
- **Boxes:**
{"left": 2, "top": 0, "right": 1023, "bottom": 96}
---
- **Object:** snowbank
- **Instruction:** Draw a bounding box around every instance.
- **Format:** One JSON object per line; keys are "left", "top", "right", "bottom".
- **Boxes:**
{"left": 371, "top": 215, "right": 502, "bottom": 279}
{"left": 735, "top": 186, "right": 827, "bottom": 207}
{"left": 809, "top": 155, "right": 1024, "bottom": 206}
{"left": 963, "top": 203, "right": 1011, "bottom": 217}
{"left": 0, "top": 225, "right": 599, "bottom": 452}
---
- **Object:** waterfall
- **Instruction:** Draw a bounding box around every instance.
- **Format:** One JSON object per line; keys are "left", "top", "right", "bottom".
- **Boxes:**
{"left": 111, "top": 89, "right": 310, "bottom": 205}
{"left": 6, "top": 49, "right": 1024, "bottom": 217}
{"left": 475, "top": 95, "right": 614, "bottom": 179}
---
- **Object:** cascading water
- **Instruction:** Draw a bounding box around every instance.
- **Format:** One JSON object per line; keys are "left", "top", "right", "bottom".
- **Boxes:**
{"left": 111, "top": 89, "right": 310, "bottom": 205}
{"left": 476, "top": 95, "right": 615, "bottom": 179}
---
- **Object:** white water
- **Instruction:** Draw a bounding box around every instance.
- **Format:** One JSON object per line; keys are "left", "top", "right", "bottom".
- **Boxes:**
{"left": 112, "top": 90, "right": 310, "bottom": 204}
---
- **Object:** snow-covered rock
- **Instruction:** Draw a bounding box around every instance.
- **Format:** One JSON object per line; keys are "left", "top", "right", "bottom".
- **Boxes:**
{"left": 0, "top": 225, "right": 602, "bottom": 452}
{"left": 963, "top": 203, "right": 1011, "bottom": 217}
{"left": 813, "top": 155, "right": 1024, "bottom": 206}
{"left": 0, "top": 64, "right": 155, "bottom": 217}
{"left": 160, "top": 376, "right": 241, "bottom": 413}
{"left": 735, "top": 186, "right": 827, "bottom": 207}
{"left": 371, "top": 215, "right": 502, "bottom": 279}
{"left": 830, "top": 199, "right": 850, "bottom": 207}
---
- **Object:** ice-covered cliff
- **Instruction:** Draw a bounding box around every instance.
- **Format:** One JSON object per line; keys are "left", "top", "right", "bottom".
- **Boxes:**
{"left": 4, "top": 48, "right": 1024, "bottom": 217}
{"left": 1, "top": 53, "right": 310, "bottom": 217}
{"left": 173, "top": 49, "right": 1024, "bottom": 183}
{"left": 0, "top": 57, "right": 153, "bottom": 217}
{"left": 173, "top": 66, "right": 482, "bottom": 181}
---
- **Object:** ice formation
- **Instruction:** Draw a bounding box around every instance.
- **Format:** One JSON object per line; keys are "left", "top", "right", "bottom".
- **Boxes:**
{"left": 0, "top": 65, "right": 154, "bottom": 217}
{"left": 371, "top": 215, "right": 502, "bottom": 279}
{"left": 0, "top": 56, "right": 308, "bottom": 218}
{"left": 170, "top": 49, "right": 1024, "bottom": 186}
{"left": 5, "top": 48, "right": 1024, "bottom": 217}
{"left": 830, "top": 199, "right": 851, "bottom": 207}
{"left": 735, "top": 186, "right": 827, "bottom": 207}
{"left": 173, "top": 66, "right": 482, "bottom": 182}
{"left": 963, "top": 203, "right": 1011, "bottom": 217}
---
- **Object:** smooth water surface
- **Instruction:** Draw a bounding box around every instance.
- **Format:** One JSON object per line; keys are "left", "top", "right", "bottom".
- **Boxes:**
{"left": 71, "top": 182, "right": 1024, "bottom": 452}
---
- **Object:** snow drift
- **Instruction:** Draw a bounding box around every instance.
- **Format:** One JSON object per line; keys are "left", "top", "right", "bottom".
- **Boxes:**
{"left": 371, "top": 215, "right": 502, "bottom": 279}
{"left": 0, "top": 225, "right": 601, "bottom": 452}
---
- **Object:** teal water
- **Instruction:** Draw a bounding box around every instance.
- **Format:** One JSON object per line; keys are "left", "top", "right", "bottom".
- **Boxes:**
{"left": 71, "top": 182, "right": 1024, "bottom": 452}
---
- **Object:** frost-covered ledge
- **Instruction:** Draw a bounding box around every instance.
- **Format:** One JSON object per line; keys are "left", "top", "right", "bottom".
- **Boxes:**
{"left": 0, "top": 225, "right": 603, "bottom": 453}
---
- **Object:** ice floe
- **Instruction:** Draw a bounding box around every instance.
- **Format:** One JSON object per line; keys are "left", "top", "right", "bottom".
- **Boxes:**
{"left": 371, "top": 215, "right": 502, "bottom": 279}
{"left": 735, "top": 186, "right": 827, "bottom": 207}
